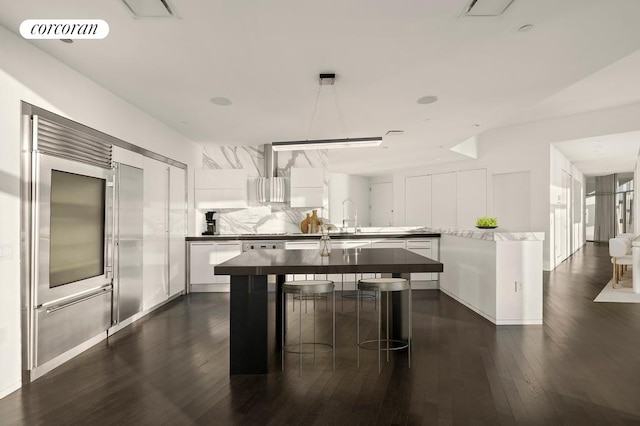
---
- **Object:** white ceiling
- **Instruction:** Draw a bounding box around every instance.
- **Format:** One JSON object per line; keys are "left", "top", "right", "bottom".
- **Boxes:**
{"left": 553, "top": 132, "right": 640, "bottom": 176}
{"left": 2, "top": 0, "right": 640, "bottom": 175}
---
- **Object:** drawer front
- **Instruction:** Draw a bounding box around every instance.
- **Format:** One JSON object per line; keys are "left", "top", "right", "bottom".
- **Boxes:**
{"left": 36, "top": 290, "right": 111, "bottom": 366}
{"left": 285, "top": 241, "right": 320, "bottom": 250}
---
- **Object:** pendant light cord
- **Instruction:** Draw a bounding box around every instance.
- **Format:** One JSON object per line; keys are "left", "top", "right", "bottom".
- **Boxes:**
{"left": 306, "top": 85, "right": 322, "bottom": 141}
{"left": 306, "top": 77, "right": 349, "bottom": 141}
{"left": 332, "top": 85, "right": 349, "bottom": 139}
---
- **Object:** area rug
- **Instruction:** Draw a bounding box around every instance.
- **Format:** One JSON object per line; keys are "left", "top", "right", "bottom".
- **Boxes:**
{"left": 594, "top": 274, "right": 640, "bottom": 303}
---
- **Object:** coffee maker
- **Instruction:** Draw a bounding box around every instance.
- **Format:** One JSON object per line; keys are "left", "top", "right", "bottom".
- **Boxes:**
{"left": 203, "top": 211, "right": 218, "bottom": 235}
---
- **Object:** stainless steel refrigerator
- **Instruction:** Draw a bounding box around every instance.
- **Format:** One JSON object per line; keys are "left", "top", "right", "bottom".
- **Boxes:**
{"left": 113, "top": 163, "right": 144, "bottom": 325}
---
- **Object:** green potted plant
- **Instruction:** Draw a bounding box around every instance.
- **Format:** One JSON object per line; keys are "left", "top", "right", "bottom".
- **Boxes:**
{"left": 476, "top": 216, "right": 498, "bottom": 229}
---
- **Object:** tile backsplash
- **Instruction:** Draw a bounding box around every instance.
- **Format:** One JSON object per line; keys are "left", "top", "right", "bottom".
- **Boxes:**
{"left": 199, "top": 145, "right": 329, "bottom": 234}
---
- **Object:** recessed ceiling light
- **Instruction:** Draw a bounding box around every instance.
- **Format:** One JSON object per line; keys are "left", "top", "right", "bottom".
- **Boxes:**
{"left": 417, "top": 95, "right": 438, "bottom": 105}
{"left": 60, "top": 39, "right": 73, "bottom": 44}
{"left": 210, "top": 97, "right": 232, "bottom": 106}
{"left": 518, "top": 24, "right": 534, "bottom": 32}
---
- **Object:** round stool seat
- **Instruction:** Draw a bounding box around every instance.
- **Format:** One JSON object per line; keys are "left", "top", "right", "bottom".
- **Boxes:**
{"left": 358, "top": 277, "right": 409, "bottom": 292}
{"left": 283, "top": 280, "right": 334, "bottom": 294}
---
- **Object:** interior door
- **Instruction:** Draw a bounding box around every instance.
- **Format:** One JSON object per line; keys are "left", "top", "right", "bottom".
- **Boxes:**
{"left": 370, "top": 182, "right": 393, "bottom": 226}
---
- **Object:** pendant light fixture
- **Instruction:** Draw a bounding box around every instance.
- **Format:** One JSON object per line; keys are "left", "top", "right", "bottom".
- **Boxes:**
{"left": 271, "top": 73, "right": 382, "bottom": 151}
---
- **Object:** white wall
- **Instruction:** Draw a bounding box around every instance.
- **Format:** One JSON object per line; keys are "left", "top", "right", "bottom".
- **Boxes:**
{"left": 379, "top": 101, "right": 640, "bottom": 271}
{"left": 635, "top": 153, "right": 640, "bottom": 234}
{"left": 0, "top": 26, "right": 201, "bottom": 398}
{"left": 328, "top": 173, "right": 370, "bottom": 227}
{"left": 550, "top": 145, "right": 585, "bottom": 268}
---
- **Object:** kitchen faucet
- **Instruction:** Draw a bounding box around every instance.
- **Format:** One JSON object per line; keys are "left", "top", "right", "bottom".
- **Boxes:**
{"left": 342, "top": 198, "right": 358, "bottom": 234}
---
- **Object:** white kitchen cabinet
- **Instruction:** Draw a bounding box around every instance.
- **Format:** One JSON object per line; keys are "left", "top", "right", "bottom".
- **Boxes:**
{"left": 212, "top": 242, "right": 243, "bottom": 284}
{"left": 456, "top": 169, "right": 487, "bottom": 228}
{"left": 143, "top": 157, "right": 170, "bottom": 310}
{"left": 439, "top": 234, "right": 543, "bottom": 325}
{"left": 330, "top": 240, "right": 373, "bottom": 287}
{"left": 406, "top": 239, "right": 437, "bottom": 283}
{"left": 285, "top": 240, "right": 320, "bottom": 280}
{"left": 189, "top": 242, "right": 243, "bottom": 291}
{"left": 495, "top": 241, "right": 543, "bottom": 322}
{"left": 290, "top": 168, "right": 324, "bottom": 207}
{"left": 189, "top": 243, "right": 217, "bottom": 285}
{"left": 405, "top": 175, "right": 431, "bottom": 227}
{"left": 195, "top": 169, "right": 248, "bottom": 209}
{"left": 285, "top": 240, "right": 320, "bottom": 250}
{"left": 370, "top": 240, "right": 406, "bottom": 249}
{"left": 431, "top": 172, "right": 457, "bottom": 228}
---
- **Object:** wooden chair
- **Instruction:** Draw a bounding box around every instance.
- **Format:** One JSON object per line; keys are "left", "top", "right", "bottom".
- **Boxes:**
{"left": 609, "top": 238, "right": 632, "bottom": 288}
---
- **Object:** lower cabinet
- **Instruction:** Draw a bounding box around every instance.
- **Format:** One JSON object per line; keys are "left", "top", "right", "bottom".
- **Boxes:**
{"left": 327, "top": 240, "right": 373, "bottom": 288}
{"left": 285, "top": 240, "right": 320, "bottom": 281}
{"left": 406, "top": 239, "right": 438, "bottom": 283}
{"left": 189, "top": 242, "right": 243, "bottom": 292}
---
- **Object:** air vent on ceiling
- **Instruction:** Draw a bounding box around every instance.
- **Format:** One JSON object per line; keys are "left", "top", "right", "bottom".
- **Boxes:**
{"left": 462, "top": 0, "right": 515, "bottom": 17}
{"left": 121, "top": 0, "right": 178, "bottom": 18}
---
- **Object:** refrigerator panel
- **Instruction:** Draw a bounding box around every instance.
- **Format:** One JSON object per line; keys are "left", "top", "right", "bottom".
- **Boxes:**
{"left": 115, "top": 164, "right": 144, "bottom": 323}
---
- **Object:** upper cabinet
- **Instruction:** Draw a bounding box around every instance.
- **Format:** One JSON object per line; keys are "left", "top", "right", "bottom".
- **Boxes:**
{"left": 290, "top": 168, "right": 324, "bottom": 207}
{"left": 195, "top": 169, "right": 248, "bottom": 209}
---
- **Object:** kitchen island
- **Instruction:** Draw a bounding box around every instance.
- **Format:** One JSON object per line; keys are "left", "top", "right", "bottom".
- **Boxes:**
{"left": 215, "top": 247, "right": 443, "bottom": 375}
{"left": 437, "top": 229, "right": 544, "bottom": 325}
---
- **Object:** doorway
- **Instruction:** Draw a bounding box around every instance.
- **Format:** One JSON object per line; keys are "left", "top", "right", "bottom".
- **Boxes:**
{"left": 370, "top": 182, "right": 393, "bottom": 226}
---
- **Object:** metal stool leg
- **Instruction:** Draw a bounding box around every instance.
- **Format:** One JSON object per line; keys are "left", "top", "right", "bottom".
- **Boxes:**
{"left": 341, "top": 274, "right": 344, "bottom": 311}
{"left": 356, "top": 287, "right": 360, "bottom": 367}
{"left": 299, "top": 290, "right": 302, "bottom": 377}
{"left": 408, "top": 284, "right": 412, "bottom": 368}
{"left": 386, "top": 291, "right": 389, "bottom": 363}
{"left": 332, "top": 289, "right": 336, "bottom": 370}
{"left": 377, "top": 290, "right": 381, "bottom": 373}
{"left": 313, "top": 294, "right": 316, "bottom": 365}
{"left": 282, "top": 290, "right": 286, "bottom": 370}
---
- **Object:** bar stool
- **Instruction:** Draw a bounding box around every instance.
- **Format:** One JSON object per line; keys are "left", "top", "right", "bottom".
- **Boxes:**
{"left": 282, "top": 279, "right": 335, "bottom": 375}
{"left": 356, "top": 277, "right": 411, "bottom": 373}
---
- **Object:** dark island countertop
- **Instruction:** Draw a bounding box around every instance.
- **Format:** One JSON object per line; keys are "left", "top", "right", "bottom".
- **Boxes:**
{"left": 186, "top": 232, "right": 440, "bottom": 242}
{"left": 214, "top": 248, "right": 444, "bottom": 275}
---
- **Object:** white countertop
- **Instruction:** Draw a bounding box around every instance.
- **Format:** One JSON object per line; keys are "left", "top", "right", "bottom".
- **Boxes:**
{"left": 428, "top": 227, "right": 545, "bottom": 241}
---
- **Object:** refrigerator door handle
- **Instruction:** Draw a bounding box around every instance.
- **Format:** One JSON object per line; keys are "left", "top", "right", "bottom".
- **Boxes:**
{"left": 44, "top": 287, "right": 113, "bottom": 314}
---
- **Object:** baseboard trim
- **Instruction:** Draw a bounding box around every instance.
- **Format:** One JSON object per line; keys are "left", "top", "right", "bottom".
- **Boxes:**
{"left": 0, "top": 381, "right": 22, "bottom": 400}
{"left": 440, "top": 288, "right": 542, "bottom": 325}
{"left": 26, "top": 332, "right": 108, "bottom": 382}
{"left": 108, "top": 292, "right": 183, "bottom": 336}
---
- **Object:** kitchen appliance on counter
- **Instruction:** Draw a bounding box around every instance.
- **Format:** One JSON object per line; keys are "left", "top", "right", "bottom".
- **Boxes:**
{"left": 22, "top": 110, "right": 115, "bottom": 381}
{"left": 203, "top": 211, "right": 218, "bottom": 235}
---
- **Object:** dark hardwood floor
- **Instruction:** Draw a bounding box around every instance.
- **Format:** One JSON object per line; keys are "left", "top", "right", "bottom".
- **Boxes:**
{"left": 2, "top": 242, "right": 640, "bottom": 425}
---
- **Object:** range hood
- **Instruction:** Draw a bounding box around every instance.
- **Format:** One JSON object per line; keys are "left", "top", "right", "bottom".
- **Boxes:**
{"left": 256, "top": 144, "right": 285, "bottom": 203}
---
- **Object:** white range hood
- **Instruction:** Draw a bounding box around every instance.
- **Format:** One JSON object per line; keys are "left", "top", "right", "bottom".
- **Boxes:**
{"left": 256, "top": 144, "right": 285, "bottom": 203}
